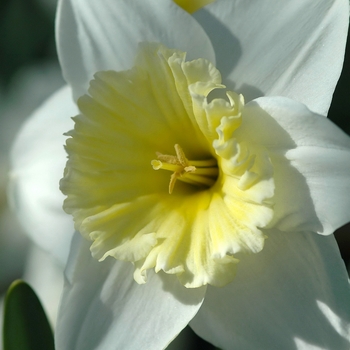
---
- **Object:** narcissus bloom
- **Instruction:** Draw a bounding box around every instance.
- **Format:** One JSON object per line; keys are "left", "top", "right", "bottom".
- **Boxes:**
{"left": 9, "top": 0, "right": 350, "bottom": 349}
{"left": 60, "top": 43, "right": 276, "bottom": 288}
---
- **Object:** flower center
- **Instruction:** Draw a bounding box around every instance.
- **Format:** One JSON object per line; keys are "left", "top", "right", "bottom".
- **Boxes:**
{"left": 151, "top": 144, "right": 218, "bottom": 194}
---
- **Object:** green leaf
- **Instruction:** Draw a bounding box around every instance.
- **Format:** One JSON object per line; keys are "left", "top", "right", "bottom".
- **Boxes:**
{"left": 3, "top": 280, "right": 54, "bottom": 350}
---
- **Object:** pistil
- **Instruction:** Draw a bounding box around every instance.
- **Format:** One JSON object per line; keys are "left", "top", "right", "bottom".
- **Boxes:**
{"left": 151, "top": 144, "right": 218, "bottom": 194}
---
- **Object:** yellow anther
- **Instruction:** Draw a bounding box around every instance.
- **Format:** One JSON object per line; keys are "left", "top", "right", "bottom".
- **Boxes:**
{"left": 152, "top": 144, "right": 218, "bottom": 194}
{"left": 173, "top": 0, "right": 216, "bottom": 14}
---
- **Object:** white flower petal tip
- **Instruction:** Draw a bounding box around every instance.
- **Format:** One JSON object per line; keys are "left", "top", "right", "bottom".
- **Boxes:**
{"left": 9, "top": 85, "right": 77, "bottom": 263}
{"left": 56, "top": 0, "right": 215, "bottom": 100}
{"left": 61, "top": 43, "right": 350, "bottom": 290}
{"left": 190, "top": 230, "right": 350, "bottom": 349}
{"left": 56, "top": 233, "right": 206, "bottom": 350}
{"left": 193, "top": 0, "right": 349, "bottom": 115}
{"left": 241, "top": 96, "right": 350, "bottom": 235}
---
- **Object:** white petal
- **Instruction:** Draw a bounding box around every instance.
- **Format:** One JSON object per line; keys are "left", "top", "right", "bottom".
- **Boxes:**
{"left": 190, "top": 229, "right": 350, "bottom": 350}
{"left": 56, "top": 0, "right": 215, "bottom": 100}
{"left": 56, "top": 233, "right": 206, "bottom": 350}
{"left": 9, "top": 85, "right": 76, "bottom": 264}
{"left": 194, "top": 0, "right": 349, "bottom": 115}
{"left": 235, "top": 96, "right": 350, "bottom": 234}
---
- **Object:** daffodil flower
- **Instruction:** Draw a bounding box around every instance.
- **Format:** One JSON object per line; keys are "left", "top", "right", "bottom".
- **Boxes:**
{"left": 9, "top": 0, "right": 350, "bottom": 349}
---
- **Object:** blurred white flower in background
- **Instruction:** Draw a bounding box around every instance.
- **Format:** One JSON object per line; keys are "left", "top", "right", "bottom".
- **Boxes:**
{"left": 0, "top": 61, "right": 65, "bottom": 333}
{"left": 0, "top": 1, "right": 72, "bottom": 338}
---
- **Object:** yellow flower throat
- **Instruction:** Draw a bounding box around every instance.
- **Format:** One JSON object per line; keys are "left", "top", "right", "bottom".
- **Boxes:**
{"left": 151, "top": 144, "right": 218, "bottom": 194}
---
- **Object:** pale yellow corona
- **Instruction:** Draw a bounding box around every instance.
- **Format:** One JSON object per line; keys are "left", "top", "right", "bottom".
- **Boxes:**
{"left": 173, "top": 0, "right": 216, "bottom": 13}
{"left": 61, "top": 43, "right": 275, "bottom": 288}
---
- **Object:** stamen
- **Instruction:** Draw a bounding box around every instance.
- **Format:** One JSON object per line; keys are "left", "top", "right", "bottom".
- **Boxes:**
{"left": 151, "top": 144, "right": 218, "bottom": 194}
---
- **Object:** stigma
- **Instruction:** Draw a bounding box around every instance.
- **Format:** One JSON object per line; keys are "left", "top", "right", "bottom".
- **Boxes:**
{"left": 151, "top": 144, "right": 218, "bottom": 194}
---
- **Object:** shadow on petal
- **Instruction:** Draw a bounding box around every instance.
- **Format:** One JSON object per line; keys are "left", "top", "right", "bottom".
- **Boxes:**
{"left": 191, "top": 230, "right": 350, "bottom": 350}
{"left": 159, "top": 271, "right": 207, "bottom": 305}
{"left": 193, "top": 8, "right": 241, "bottom": 83}
{"left": 236, "top": 100, "right": 323, "bottom": 234}
{"left": 56, "top": 233, "right": 206, "bottom": 350}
